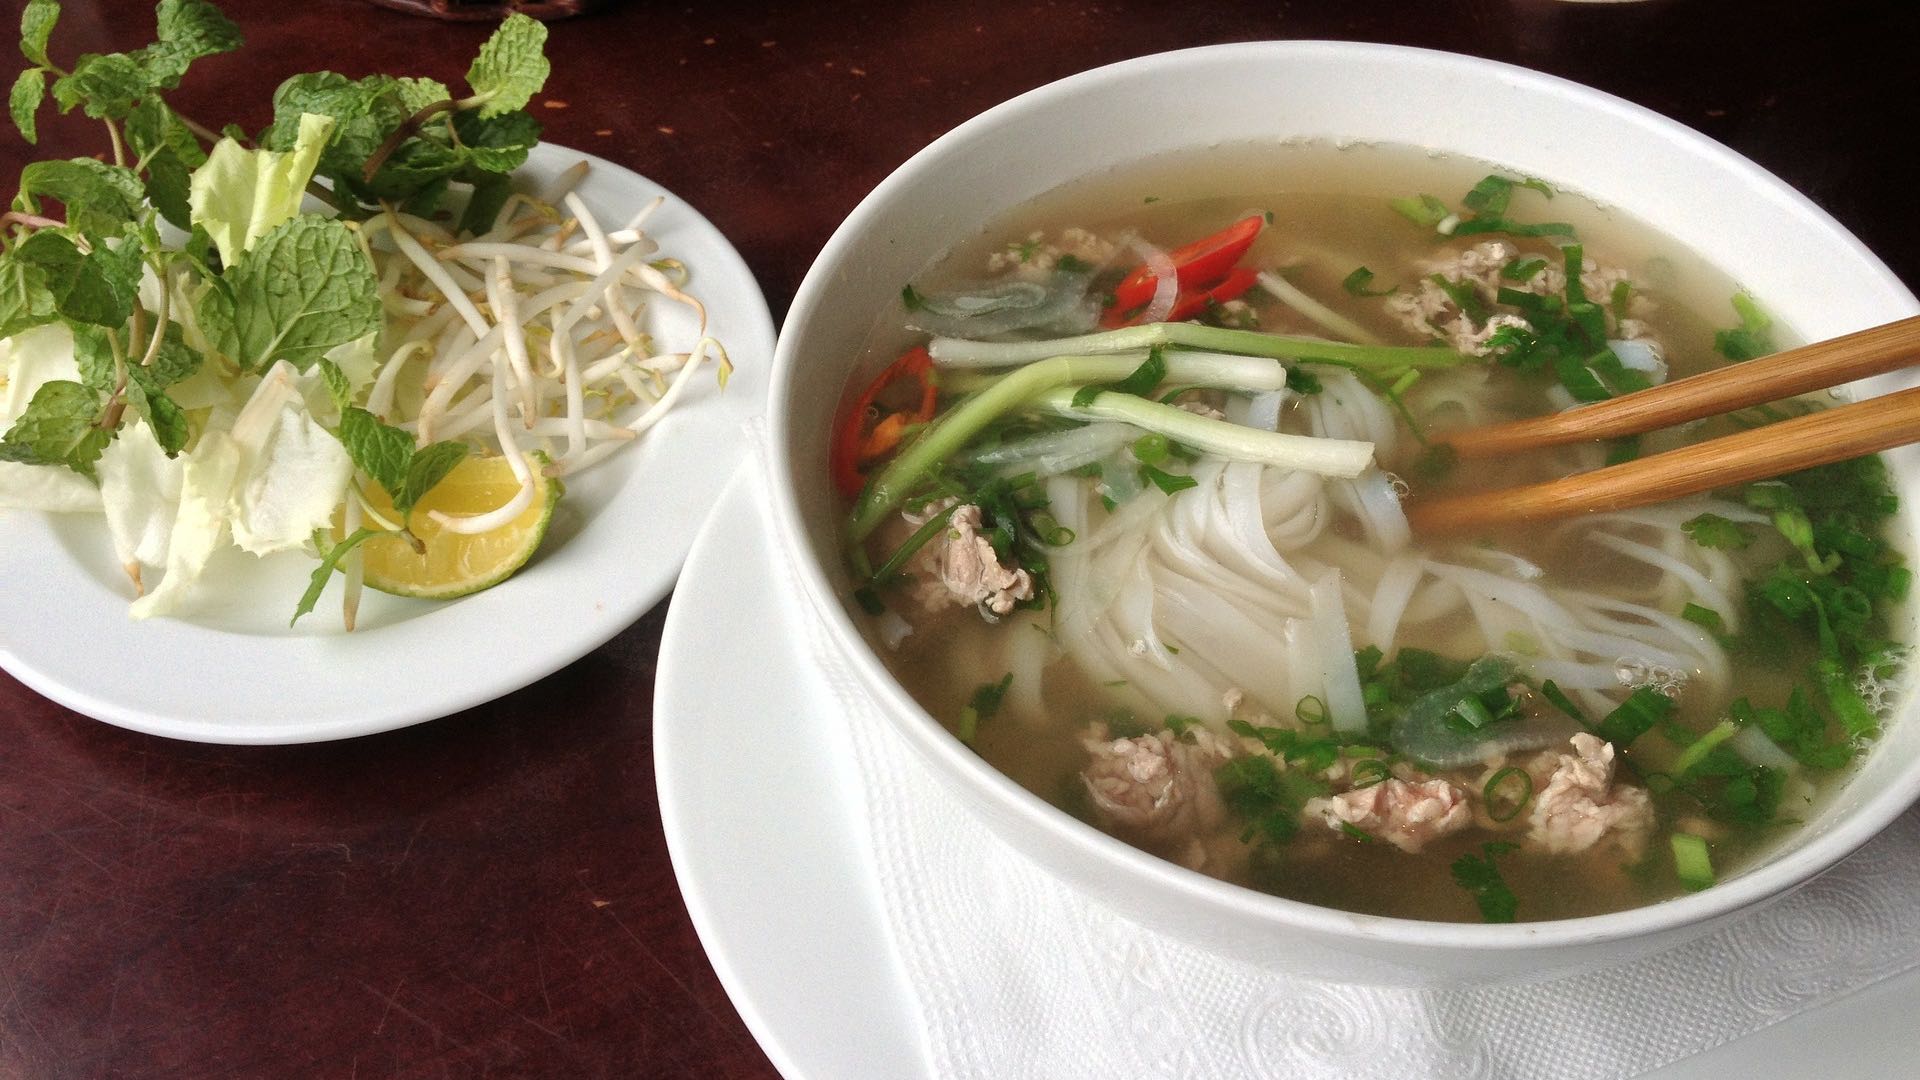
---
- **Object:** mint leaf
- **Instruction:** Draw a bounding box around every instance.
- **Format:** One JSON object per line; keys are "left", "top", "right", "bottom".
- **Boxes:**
{"left": 314, "top": 357, "right": 353, "bottom": 413}
{"left": 144, "top": 145, "right": 193, "bottom": 229}
{"left": 0, "top": 380, "right": 111, "bottom": 476}
{"left": 19, "top": 158, "right": 146, "bottom": 237}
{"left": 154, "top": 0, "right": 241, "bottom": 60}
{"left": 292, "top": 525, "right": 382, "bottom": 626}
{"left": 133, "top": 324, "right": 205, "bottom": 389}
{"left": 71, "top": 324, "right": 119, "bottom": 392}
{"left": 51, "top": 51, "right": 148, "bottom": 120}
{"left": 198, "top": 215, "right": 380, "bottom": 371}
{"left": 9, "top": 66, "right": 43, "bottom": 143}
{"left": 337, "top": 406, "right": 412, "bottom": 500}
{"left": 125, "top": 97, "right": 207, "bottom": 167}
{"left": 19, "top": 0, "right": 58, "bottom": 68}
{"left": 13, "top": 229, "right": 144, "bottom": 327}
{"left": 398, "top": 440, "right": 469, "bottom": 511}
{"left": 465, "top": 13, "right": 549, "bottom": 118}
{"left": 267, "top": 72, "right": 405, "bottom": 180}
{"left": 394, "top": 75, "right": 450, "bottom": 112}
{"left": 124, "top": 377, "right": 190, "bottom": 454}
{"left": 0, "top": 249, "right": 58, "bottom": 339}
{"left": 459, "top": 173, "right": 513, "bottom": 236}
{"left": 453, "top": 109, "right": 539, "bottom": 174}
{"left": 358, "top": 136, "right": 462, "bottom": 200}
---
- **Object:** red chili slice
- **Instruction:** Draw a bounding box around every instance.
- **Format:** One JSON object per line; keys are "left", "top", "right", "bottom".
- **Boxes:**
{"left": 830, "top": 346, "right": 937, "bottom": 498}
{"left": 1105, "top": 214, "right": 1266, "bottom": 318}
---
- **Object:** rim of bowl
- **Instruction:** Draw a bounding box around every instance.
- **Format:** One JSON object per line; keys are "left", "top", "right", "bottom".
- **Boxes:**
{"left": 769, "top": 40, "right": 1920, "bottom": 952}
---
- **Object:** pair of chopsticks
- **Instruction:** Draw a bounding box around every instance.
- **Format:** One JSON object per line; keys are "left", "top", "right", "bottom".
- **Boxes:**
{"left": 1404, "top": 314, "right": 1920, "bottom": 534}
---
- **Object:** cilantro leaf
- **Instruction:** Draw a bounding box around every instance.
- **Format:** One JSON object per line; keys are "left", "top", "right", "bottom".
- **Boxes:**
{"left": 19, "top": 0, "right": 58, "bottom": 68}
{"left": 1451, "top": 842, "right": 1520, "bottom": 923}
{"left": 1682, "top": 512, "right": 1753, "bottom": 550}
{"left": 1341, "top": 266, "right": 1395, "bottom": 297}
{"left": 198, "top": 215, "right": 381, "bottom": 371}
{"left": 9, "top": 66, "right": 43, "bottom": 143}
{"left": 465, "top": 13, "right": 549, "bottom": 118}
{"left": 0, "top": 379, "right": 111, "bottom": 476}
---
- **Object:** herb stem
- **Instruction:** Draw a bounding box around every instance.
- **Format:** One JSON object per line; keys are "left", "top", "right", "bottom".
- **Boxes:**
{"left": 362, "top": 98, "right": 462, "bottom": 184}
{"left": 104, "top": 119, "right": 127, "bottom": 168}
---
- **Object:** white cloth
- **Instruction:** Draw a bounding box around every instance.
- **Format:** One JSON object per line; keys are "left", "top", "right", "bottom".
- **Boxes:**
{"left": 767, "top": 444, "right": 1920, "bottom": 1079}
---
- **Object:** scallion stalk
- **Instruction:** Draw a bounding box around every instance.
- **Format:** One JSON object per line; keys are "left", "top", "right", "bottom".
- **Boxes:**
{"left": 1672, "top": 832, "right": 1715, "bottom": 891}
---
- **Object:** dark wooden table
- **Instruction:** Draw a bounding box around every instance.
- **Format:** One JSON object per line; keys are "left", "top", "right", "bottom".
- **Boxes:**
{"left": 3, "top": 1, "right": 1916, "bottom": 1076}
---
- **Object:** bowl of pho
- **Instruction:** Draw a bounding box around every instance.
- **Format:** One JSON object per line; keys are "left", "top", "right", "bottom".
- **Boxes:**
{"left": 767, "top": 41, "right": 1920, "bottom": 985}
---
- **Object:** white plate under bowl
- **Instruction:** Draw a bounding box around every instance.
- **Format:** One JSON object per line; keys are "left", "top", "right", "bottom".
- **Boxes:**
{"left": 0, "top": 145, "right": 775, "bottom": 744}
{"left": 657, "top": 463, "right": 1920, "bottom": 1080}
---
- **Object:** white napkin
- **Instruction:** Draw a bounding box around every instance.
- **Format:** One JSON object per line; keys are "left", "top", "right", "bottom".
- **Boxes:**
{"left": 762, "top": 449, "right": 1920, "bottom": 1080}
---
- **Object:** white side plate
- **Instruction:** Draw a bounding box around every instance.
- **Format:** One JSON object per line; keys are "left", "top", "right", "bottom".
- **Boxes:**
{"left": 0, "top": 145, "right": 775, "bottom": 744}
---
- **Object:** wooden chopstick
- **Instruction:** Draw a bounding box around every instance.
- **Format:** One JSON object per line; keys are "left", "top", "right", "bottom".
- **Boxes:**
{"left": 1405, "top": 384, "right": 1920, "bottom": 534}
{"left": 1443, "top": 314, "right": 1920, "bottom": 459}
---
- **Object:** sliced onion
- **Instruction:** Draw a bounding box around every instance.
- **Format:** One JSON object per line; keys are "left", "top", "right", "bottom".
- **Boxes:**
{"left": 1130, "top": 237, "right": 1179, "bottom": 324}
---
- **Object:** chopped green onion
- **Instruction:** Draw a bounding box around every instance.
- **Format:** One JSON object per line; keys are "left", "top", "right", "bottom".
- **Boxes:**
{"left": 1483, "top": 766, "right": 1534, "bottom": 822}
{"left": 1388, "top": 369, "right": 1421, "bottom": 396}
{"left": 1132, "top": 432, "right": 1172, "bottom": 465}
{"left": 1350, "top": 758, "right": 1392, "bottom": 788}
{"left": 1071, "top": 348, "right": 1169, "bottom": 408}
{"left": 1451, "top": 696, "right": 1497, "bottom": 730}
{"left": 1672, "top": 718, "right": 1741, "bottom": 777}
{"left": 1338, "top": 822, "right": 1379, "bottom": 844}
{"left": 1501, "top": 255, "right": 1548, "bottom": 281}
{"left": 1671, "top": 832, "right": 1715, "bottom": 891}
{"left": 1342, "top": 266, "right": 1396, "bottom": 297}
{"left": 1593, "top": 687, "right": 1673, "bottom": 747}
{"left": 1681, "top": 602, "right": 1728, "bottom": 638}
{"left": 1539, "top": 679, "right": 1586, "bottom": 722}
{"left": 1296, "top": 695, "right": 1329, "bottom": 726}
{"left": 1139, "top": 464, "right": 1198, "bottom": 494}
{"left": 901, "top": 284, "right": 925, "bottom": 311}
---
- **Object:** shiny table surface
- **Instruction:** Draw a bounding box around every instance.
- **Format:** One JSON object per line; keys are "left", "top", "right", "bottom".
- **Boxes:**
{"left": 3, "top": 1, "right": 1917, "bottom": 1076}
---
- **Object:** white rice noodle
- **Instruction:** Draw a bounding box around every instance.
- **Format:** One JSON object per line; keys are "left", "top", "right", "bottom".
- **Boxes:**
{"left": 1004, "top": 616, "right": 1056, "bottom": 725}
{"left": 1301, "top": 369, "right": 1400, "bottom": 459}
{"left": 1333, "top": 467, "right": 1411, "bottom": 554}
{"left": 1730, "top": 725, "right": 1801, "bottom": 771}
{"left": 1244, "top": 388, "right": 1287, "bottom": 432}
{"left": 1310, "top": 567, "right": 1368, "bottom": 734}
{"left": 1366, "top": 553, "right": 1426, "bottom": 653}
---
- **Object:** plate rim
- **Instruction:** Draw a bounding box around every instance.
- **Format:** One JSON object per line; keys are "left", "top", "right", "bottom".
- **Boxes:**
{"left": 0, "top": 143, "right": 776, "bottom": 745}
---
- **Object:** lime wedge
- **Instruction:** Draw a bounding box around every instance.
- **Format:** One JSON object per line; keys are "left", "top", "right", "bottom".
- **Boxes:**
{"left": 352, "top": 451, "right": 563, "bottom": 600}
